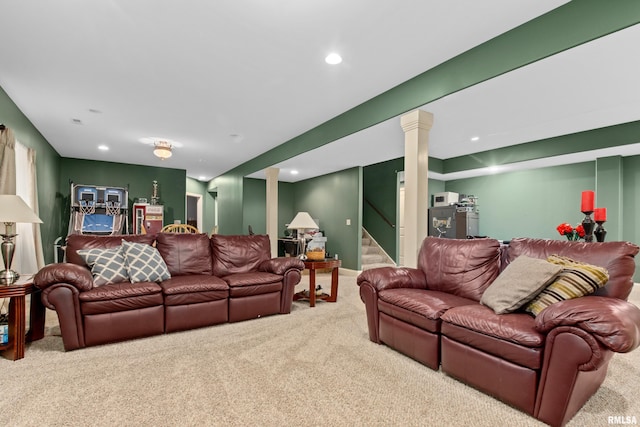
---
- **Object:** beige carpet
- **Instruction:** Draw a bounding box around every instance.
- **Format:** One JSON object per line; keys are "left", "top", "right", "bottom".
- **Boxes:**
{"left": 1, "top": 274, "right": 639, "bottom": 426}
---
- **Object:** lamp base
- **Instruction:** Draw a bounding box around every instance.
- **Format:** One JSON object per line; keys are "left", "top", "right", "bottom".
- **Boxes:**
{"left": 1, "top": 232, "right": 18, "bottom": 285}
{"left": 0, "top": 269, "right": 19, "bottom": 285}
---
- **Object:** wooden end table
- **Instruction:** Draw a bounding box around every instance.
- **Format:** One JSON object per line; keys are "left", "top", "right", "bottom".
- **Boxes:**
{"left": 294, "top": 259, "right": 341, "bottom": 307}
{"left": 0, "top": 278, "right": 46, "bottom": 361}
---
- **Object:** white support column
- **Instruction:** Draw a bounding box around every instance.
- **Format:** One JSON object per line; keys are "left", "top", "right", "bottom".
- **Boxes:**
{"left": 265, "top": 167, "right": 279, "bottom": 257}
{"left": 401, "top": 109, "right": 433, "bottom": 268}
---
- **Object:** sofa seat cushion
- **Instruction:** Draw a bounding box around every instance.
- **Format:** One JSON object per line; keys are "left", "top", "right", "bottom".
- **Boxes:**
{"left": 160, "top": 274, "right": 229, "bottom": 306}
{"left": 441, "top": 304, "right": 544, "bottom": 369}
{"left": 79, "top": 281, "right": 163, "bottom": 315}
{"left": 378, "top": 289, "right": 477, "bottom": 333}
{"left": 223, "top": 272, "right": 283, "bottom": 297}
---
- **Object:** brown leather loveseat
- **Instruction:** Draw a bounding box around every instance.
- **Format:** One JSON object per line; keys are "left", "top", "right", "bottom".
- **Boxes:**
{"left": 357, "top": 237, "right": 640, "bottom": 427}
{"left": 34, "top": 233, "right": 304, "bottom": 351}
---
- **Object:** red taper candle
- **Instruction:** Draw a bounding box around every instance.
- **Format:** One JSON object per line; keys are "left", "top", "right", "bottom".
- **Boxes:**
{"left": 594, "top": 208, "right": 607, "bottom": 222}
{"left": 581, "top": 190, "right": 594, "bottom": 213}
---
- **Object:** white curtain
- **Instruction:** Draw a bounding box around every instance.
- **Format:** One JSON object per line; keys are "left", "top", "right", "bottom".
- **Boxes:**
{"left": 0, "top": 126, "right": 16, "bottom": 194}
{"left": 14, "top": 142, "right": 45, "bottom": 274}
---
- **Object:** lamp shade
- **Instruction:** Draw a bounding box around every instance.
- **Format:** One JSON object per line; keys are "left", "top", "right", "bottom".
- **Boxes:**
{"left": 287, "top": 212, "right": 318, "bottom": 230}
{"left": 0, "top": 195, "right": 42, "bottom": 224}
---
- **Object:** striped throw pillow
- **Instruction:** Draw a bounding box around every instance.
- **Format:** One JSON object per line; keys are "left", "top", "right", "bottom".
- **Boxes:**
{"left": 524, "top": 254, "right": 609, "bottom": 316}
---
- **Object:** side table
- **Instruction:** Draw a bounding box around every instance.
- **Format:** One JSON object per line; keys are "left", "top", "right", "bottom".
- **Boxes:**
{"left": 0, "top": 278, "right": 46, "bottom": 361}
{"left": 294, "top": 259, "right": 341, "bottom": 307}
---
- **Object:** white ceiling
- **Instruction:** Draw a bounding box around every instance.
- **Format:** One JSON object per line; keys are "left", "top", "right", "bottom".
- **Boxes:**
{"left": 1, "top": 1, "right": 638, "bottom": 183}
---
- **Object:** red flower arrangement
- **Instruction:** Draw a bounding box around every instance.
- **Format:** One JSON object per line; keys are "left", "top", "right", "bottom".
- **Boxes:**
{"left": 556, "top": 223, "right": 585, "bottom": 241}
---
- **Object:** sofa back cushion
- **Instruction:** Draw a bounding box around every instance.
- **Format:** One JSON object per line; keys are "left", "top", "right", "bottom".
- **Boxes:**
{"left": 506, "top": 237, "right": 639, "bottom": 300}
{"left": 418, "top": 237, "right": 501, "bottom": 301}
{"left": 156, "top": 232, "right": 212, "bottom": 276}
{"left": 66, "top": 234, "right": 156, "bottom": 267}
{"left": 211, "top": 234, "right": 271, "bottom": 277}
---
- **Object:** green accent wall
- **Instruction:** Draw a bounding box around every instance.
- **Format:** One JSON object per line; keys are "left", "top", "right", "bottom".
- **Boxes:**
{"left": 444, "top": 121, "right": 640, "bottom": 173}
{"left": 445, "top": 162, "right": 595, "bottom": 242}
{"left": 4, "top": 1, "right": 640, "bottom": 279}
{"left": 243, "top": 178, "right": 267, "bottom": 235}
{"left": 209, "top": 173, "right": 243, "bottom": 234}
{"left": 239, "top": 171, "right": 361, "bottom": 268}
{"left": 59, "top": 158, "right": 186, "bottom": 234}
{"left": 362, "top": 157, "right": 445, "bottom": 263}
{"left": 278, "top": 181, "right": 295, "bottom": 237}
{"left": 363, "top": 158, "right": 403, "bottom": 259}
{"left": 292, "top": 167, "right": 362, "bottom": 270}
{"left": 212, "top": 1, "right": 640, "bottom": 236}
{"left": 595, "top": 156, "right": 623, "bottom": 242}
{"left": 0, "top": 86, "right": 61, "bottom": 264}
{"left": 239, "top": 178, "right": 295, "bottom": 238}
{"left": 622, "top": 156, "right": 640, "bottom": 281}
{"left": 186, "top": 177, "right": 216, "bottom": 235}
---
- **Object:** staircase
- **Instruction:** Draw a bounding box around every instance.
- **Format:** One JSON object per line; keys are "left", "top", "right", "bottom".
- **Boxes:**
{"left": 361, "top": 228, "right": 396, "bottom": 271}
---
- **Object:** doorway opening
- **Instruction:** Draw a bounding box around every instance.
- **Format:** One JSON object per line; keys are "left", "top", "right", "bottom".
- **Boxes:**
{"left": 186, "top": 192, "right": 202, "bottom": 231}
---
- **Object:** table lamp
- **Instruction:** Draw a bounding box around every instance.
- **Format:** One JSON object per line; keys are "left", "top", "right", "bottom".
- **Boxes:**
{"left": 287, "top": 212, "right": 318, "bottom": 260}
{"left": 0, "top": 194, "right": 43, "bottom": 285}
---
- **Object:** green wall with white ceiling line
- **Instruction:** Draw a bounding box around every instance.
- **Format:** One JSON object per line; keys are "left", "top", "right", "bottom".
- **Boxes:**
{"left": 241, "top": 169, "right": 362, "bottom": 270}
{"left": 211, "top": 2, "right": 640, "bottom": 238}
{"left": 0, "top": 86, "right": 61, "bottom": 264}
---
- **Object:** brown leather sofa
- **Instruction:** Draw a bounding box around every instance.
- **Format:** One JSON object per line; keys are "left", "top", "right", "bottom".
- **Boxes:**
{"left": 357, "top": 237, "right": 640, "bottom": 427}
{"left": 34, "top": 233, "right": 304, "bottom": 351}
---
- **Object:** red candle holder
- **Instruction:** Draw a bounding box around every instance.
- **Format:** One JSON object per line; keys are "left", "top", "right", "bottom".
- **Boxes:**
{"left": 593, "top": 208, "right": 607, "bottom": 242}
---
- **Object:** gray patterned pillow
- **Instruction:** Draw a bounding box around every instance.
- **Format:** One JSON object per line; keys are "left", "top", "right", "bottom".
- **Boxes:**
{"left": 77, "top": 246, "right": 129, "bottom": 287}
{"left": 121, "top": 240, "right": 171, "bottom": 283}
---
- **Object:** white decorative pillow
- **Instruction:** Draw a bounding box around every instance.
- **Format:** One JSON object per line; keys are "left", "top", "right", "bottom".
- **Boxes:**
{"left": 480, "top": 256, "right": 562, "bottom": 314}
{"left": 121, "top": 240, "right": 171, "bottom": 283}
{"left": 77, "top": 246, "right": 129, "bottom": 287}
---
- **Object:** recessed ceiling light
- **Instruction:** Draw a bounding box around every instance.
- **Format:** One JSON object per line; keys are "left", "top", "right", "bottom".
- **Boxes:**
{"left": 198, "top": 176, "right": 208, "bottom": 181}
{"left": 98, "top": 145, "right": 109, "bottom": 151}
{"left": 471, "top": 136, "right": 480, "bottom": 141}
{"left": 325, "top": 53, "right": 342, "bottom": 65}
{"left": 290, "top": 170, "right": 299, "bottom": 175}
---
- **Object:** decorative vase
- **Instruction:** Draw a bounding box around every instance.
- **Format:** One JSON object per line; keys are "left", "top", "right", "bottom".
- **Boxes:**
{"left": 594, "top": 221, "right": 607, "bottom": 242}
{"left": 581, "top": 211, "right": 595, "bottom": 243}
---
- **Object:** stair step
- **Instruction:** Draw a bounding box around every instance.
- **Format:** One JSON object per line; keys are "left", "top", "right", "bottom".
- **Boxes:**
{"left": 362, "top": 253, "right": 387, "bottom": 264}
{"left": 361, "top": 227, "right": 396, "bottom": 271}
{"left": 361, "top": 246, "right": 380, "bottom": 255}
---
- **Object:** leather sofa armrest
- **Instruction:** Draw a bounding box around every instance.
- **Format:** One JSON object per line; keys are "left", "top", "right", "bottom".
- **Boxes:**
{"left": 357, "top": 267, "right": 427, "bottom": 291}
{"left": 34, "top": 263, "right": 94, "bottom": 292}
{"left": 534, "top": 296, "right": 640, "bottom": 353}
{"left": 258, "top": 257, "right": 305, "bottom": 275}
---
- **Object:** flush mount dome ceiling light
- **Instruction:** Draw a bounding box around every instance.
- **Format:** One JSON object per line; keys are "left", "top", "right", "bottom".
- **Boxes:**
{"left": 153, "top": 141, "right": 172, "bottom": 160}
